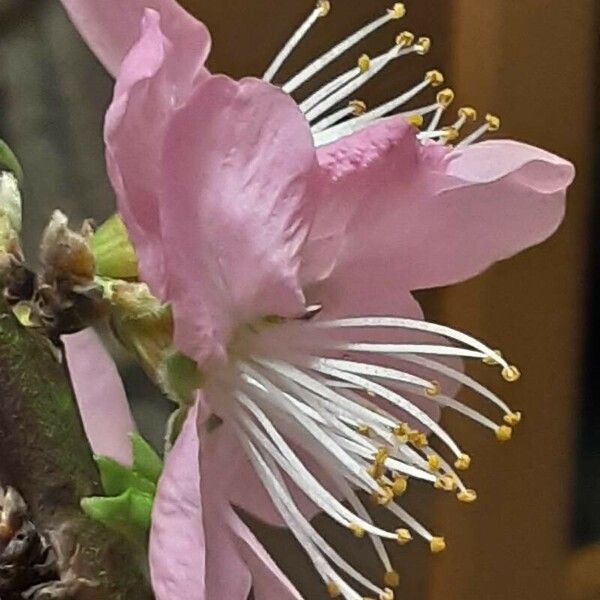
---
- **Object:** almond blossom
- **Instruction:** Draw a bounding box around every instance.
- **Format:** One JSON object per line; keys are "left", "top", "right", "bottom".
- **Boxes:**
{"left": 59, "top": 1, "right": 574, "bottom": 599}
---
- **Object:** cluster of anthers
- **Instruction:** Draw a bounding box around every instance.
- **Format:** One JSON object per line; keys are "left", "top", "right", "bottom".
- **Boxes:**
{"left": 263, "top": 1, "right": 500, "bottom": 150}
{"left": 209, "top": 3, "right": 521, "bottom": 600}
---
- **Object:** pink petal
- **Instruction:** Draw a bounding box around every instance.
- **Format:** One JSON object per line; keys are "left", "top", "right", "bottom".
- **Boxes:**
{"left": 203, "top": 509, "right": 252, "bottom": 600}
{"left": 313, "top": 118, "right": 574, "bottom": 291}
{"left": 150, "top": 403, "right": 206, "bottom": 600}
{"left": 161, "top": 76, "right": 317, "bottom": 364}
{"left": 105, "top": 10, "right": 209, "bottom": 301}
{"left": 59, "top": 0, "right": 210, "bottom": 77}
{"left": 62, "top": 328, "right": 136, "bottom": 466}
{"left": 228, "top": 508, "right": 302, "bottom": 600}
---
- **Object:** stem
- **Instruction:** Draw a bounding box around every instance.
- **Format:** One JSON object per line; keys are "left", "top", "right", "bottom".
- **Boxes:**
{"left": 0, "top": 300, "right": 152, "bottom": 599}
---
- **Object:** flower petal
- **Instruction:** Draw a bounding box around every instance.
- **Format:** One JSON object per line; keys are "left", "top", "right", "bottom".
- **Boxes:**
{"left": 313, "top": 118, "right": 574, "bottom": 291}
{"left": 161, "top": 76, "right": 317, "bottom": 364}
{"left": 105, "top": 9, "right": 209, "bottom": 300}
{"left": 59, "top": 0, "right": 210, "bottom": 77}
{"left": 150, "top": 402, "right": 206, "bottom": 600}
{"left": 228, "top": 508, "right": 302, "bottom": 600}
{"left": 62, "top": 328, "right": 136, "bottom": 466}
{"left": 204, "top": 511, "right": 252, "bottom": 600}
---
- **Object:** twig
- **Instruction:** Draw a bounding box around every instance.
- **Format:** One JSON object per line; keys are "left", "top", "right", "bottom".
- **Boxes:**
{"left": 0, "top": 300, "right": 152, "bottom": 599}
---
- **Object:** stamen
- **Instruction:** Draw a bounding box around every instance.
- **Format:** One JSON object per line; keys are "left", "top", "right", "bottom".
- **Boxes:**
{"left": 283, "top": 5, "right": 406, "bottom": 94}
{"left": 456, "top": 113, "right": 501, "bottom": 148}
{"left": 263, "top": 1, "right": 330, "bottom": 83}
{"left": 324, "top": 70, "right": 445, "bottom": 136}
{"left": 335, "top": 477, "right": 394, "bottom": 574}
{"left": 427, "top": 88, "right": 455, "bottom": 131}
{"left": 305, "top": 39, "right": 422, "bottom": 123}
{"left": 244, "top": 440, "right": 384, "bottom": 599}
{"left": 320, "top": 317, "right": 511, "bottom": 372}
{"left": 386, "top": 502, "right": 435, "bottom": 544}
{"left": 311, "top": 360, "right": 465, "bottom": 459}
{"left": 300, "top": 56, "right": 369, "bottom": 114}
{"left": 398, "top": 354, "right": 515, "bottom": 418}
{"left": 337, "top": 342, "right": 488, "bottom": 360}
{"left": 311, "top": 100, "right": 367, "bottom": 133}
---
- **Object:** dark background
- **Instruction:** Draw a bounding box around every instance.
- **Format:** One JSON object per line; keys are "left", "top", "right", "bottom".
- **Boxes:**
{"left": 0, "top": 1, "right": 598, "bottom": 598}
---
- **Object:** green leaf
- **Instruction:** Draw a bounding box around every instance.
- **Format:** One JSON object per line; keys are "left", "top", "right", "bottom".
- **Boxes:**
{"left": 81, "top": 488, "right": 154, "bottom": 542}
{"left": 95, "top": 456, "right": 156, "bottom": 497}
{"left": 130, "top": 432, "right": 163, "bottom": 484}
{"left": 0, "top": 139, "right": 23, "bottom": 184}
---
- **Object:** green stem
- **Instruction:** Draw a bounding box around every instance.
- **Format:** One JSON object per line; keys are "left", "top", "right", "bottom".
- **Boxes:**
{"left": 0, "top": 300, "right": 152, "bottom": 598}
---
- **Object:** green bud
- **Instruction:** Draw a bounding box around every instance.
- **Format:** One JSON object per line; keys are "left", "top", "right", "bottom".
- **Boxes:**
{"left": 82, "top": 433, "right": 163, "bottom": 543}
{"left": 95, "top": 455, "right": 157, "bottom": 496}
{"left": 130, "top": 432, "right": 163, "bottom": 484}
{"left": 158, "top": 349, "right": 204, "bottom": 407}
{"left": 0, "top": 139, "right": 23, "bottom": 185}
{"left": 81, "top": 488, "right": 154, "bottom": 542}
{"left": 90, "top": 214, "right": 138, "bottom": 279}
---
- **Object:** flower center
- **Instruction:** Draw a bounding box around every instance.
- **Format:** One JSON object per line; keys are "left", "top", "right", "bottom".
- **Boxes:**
{"left": 216, "top": 304, "right": 522, "bottom": 600}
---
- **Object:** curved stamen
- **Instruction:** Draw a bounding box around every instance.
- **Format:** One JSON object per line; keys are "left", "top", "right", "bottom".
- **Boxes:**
{"left": 399, "top": 353, "right": 515, "bottom": 416}
{"left": 263, "top": 0, "right": 330, "bottom": 83}
{"left": 318, "top": 317, "right": 514, "bottom": 375}
{"left": 283, "top": 4, "right": 407, "bottom": 94}
{"left": 310, "top": 359, "right": 465, "bottom": 459}
{"left": 305, "top": 40, "right": 420, "bottom": 123}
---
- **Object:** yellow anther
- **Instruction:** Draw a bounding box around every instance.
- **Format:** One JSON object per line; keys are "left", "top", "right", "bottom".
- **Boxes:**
{"left": 357, "top": 424, "right": 371, "bottom": 436}
{"left": 416, "top": 37, "right": 432, "bottom": 55}
{"left": 457, "top": 489, "right": 478, "bottom": 503}
{"left": 377, "top": 486, "right": 395, "bottom": 506}
{"left": 454, "top": 453, "right": 471, "bottom": 471}
{"left": 368, "top": 464, "right": 383, "bottom": 479}
{"left": 482, "top": 349, "right": 502, "bottom": 365}
{"left": 427, "top": 454, "right": 441, "bottom": 472}
{"left": 436, "top": 88, "right": 455, "bottom": 108}
{"left": 388, "top": 3, "right": 406, "bottom": 19}
{"left": 502, "top": 365, "right": 521, "bottom": 382}
{"left": 409, "top": 431, "right": 428, "bottom": 448}
{"left": 349, "top": 99, "right": 367, "bottom": 116}
{"left": 434, "top": 475, "right": 457, "bottom": 492}
{"left": 349, "top": 523, "right": 366, "bottom": 539}
{"left": 384, "top": 571, "right": 400, "bottom": 588}
{"left": 394, "top": 422, "right": 410, "bottom": 437}
{"left": 458, "top": 106, "right": 478, "bottom": 121}
{"left": 326, "top": 580, "right": 341, "bottom": 598}
{"left": 496, "top": 425, "right": 513, "bottom": 442}
{"left": 406, "top": 114, "right": 424, "bottom": 128}
{"left": 396, "top": 528, "right": 413, "bottom": 545}
{"left": 504, "top": 411, "right": 523, "bottom": 426}
{"left": 392, "top": 476, "right": 408, "bottom": 496}
{"left": 375, "top": 448, "right": 389, "bottom": 465}
{"left": 425, "top": 70, "right": 444, "bottom": 86}
{"left": 441, "top": 126, "right": 460, "bottom": 142}
{"left": 367, "top": 389, "right": 377, "bottom": 398}
{"left": 426, "top": 380, "right": 441, "bottom": 397}
{"left": 486, "top": 113, "right": 501, "bottom": 131}
{"left": 358, "top": 54, "right": 371, "bottom": 73}
{"left": 316, "top": 0, "right": 331, "bottom": 17}
{"left": 396, "top": 31, "right": 415, "bottom": 48}
{"left": 380, "top": 588, "right": 395, "bottom": 600}
{"left": 430, "top": 537, "right": 446, "bottom": 554}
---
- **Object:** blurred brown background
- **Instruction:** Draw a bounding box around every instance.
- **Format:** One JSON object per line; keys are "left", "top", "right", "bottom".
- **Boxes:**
{"left": 0, "top": 0, "right": 598, "bottom": 599}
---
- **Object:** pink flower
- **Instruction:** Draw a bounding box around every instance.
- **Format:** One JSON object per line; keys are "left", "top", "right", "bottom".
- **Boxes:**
{"left": 60, "top": 1, "right": 574, "bottom": 599}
